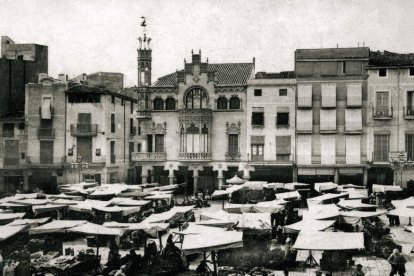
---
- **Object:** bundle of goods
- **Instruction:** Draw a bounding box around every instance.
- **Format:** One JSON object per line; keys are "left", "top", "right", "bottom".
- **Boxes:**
{"left": 218, "top": 266, "right": 275, "bottom": 276}
{"left": 218, "top": 247, "right": 285, "bottom": 270}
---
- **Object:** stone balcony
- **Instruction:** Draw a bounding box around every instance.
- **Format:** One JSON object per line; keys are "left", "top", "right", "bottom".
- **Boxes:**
{"left": 178, "top": 152, "right": 212, "bottom": 161}
{"left": 131, "top": 152, "right": 167, "bottom": 162}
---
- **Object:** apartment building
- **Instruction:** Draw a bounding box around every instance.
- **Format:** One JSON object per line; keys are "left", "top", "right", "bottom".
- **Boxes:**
{"left": 246, "top": 71, "right": 296, "bottom": 182}
{"left": 294, "top": 48, "right": 369, "bottom": 185}
{"left": 367, "top": 50, "right": 414, "bottom": 187}
{"left": 65, "top": 73, "right": 139, "bottom": 184}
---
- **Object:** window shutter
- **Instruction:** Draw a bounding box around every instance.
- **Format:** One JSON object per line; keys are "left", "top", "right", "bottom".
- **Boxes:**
{"left": 276, "top": 136, "right": 291, "bottom": 155}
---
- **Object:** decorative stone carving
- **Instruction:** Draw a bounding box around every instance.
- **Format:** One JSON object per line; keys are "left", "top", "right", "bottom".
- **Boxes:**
{"left": 226, "top": 121, "right": 241, "bottom": 135}
{"left": 215, "top": 86, "right": 246, "bottom": 93}
{"left": 141, "top": 121, "right": 167, "bottom": 134}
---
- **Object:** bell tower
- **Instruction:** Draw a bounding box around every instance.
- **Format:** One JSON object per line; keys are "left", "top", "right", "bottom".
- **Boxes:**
{"left": 137, "top": 17, "right": 152, "bottom": 87}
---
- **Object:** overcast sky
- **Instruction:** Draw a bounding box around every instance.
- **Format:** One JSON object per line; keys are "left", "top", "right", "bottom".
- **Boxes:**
{"left": 1, "top": 0, "right": 413, "bottom": 86}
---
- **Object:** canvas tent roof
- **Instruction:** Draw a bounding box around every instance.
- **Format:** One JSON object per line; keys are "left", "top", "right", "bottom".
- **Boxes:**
{"left": 47, "top": 194, "right": 83, "bottom": 201}
{"left": 283, "top": 220, "right": 335, "bottom": 234}
{"left": 252, "top": 199, "right": 286, "bottom": 213}
{"left": 30, "top": 220, "right": 87, "bottom": 234}
{"left": 111, "top": 198, "right": 151, "bottom": 207}
{"left": 69, "top": 222, "right": 122, "bottom": 236}
{"left": 0, "top": 212, "right": 25, "bottom": 222}
{"left": 284, "top": 182, "right": 310, "bottom": 191}
{"left": 307, "top": 193, "right": 348, "bottom": 206}
{"left": 144, "top": 193, "right": 173, "bottom": 200}
{"left": 180, "top": 224, "right": 243, "bottom": 255}
{"left": 33, "top": 204, "right": 67, "bottom": 215}
{"left": 388, "top": 207, "right": 414, "bottom": 218}
{"left": 337, "top": 199, "right": 377, "bottom": 210}
{"left": 339, "top": 210, "right": 386, "bottom": 224}
{"left": 263, "top": 182, "right": 285, "bottom": 189}
{"left": 223, "top": 203, "right": 254, "bottom": 213}
{"left": 8, "top": 217, "right": 51, "bottom": 227}
{"left": 314, "top": 182, "right": 338, "bottom": 193}
{"left": 0, "top": 225, "right": 28, "bottom": 241}
{"left": 226, "top": 175, "right": 245, "bottom": 184}
{"left": 67, "top": 199, "right": 111, "bottom": 213}
{"left": 302, "top": 204, "right": 340, "bottom": 220}
{"left": 143, "top": 206, "right": 194, "bottom": 223}
{"left": 103, "top": 221, "right": 169, "bottom": 237}
{"left": 293, "top": 231, "right": 364, "bottom": 250}
{"left": 372, "top": 184, "right": 402, "bottom": 193}
{"left": 211, "top": 185, "right": 245, "bottom": 198}
{"left": 391, "top": 197, "right": 414, "bottom": 209}
{"left": 93, "top": 205, "right": 141, "bottom": 216}
{"left": 275, "top": 191, "right": 301, "bottom": 200}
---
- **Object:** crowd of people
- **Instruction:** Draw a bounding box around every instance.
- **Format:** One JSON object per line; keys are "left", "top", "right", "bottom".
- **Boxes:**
{"left": 0, "top": 246, "right": 31, "bottom": 276}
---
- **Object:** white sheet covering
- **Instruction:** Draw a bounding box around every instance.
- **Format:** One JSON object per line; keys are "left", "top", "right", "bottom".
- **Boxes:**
{"left": 283, "top": 220, "right": 335, "bottom": 234}
{"left": 372, "top": 184, "right": 403, "bottom": 193}
{"left": 307, "top": 193, "right": 348, "bottom": 206}
{"left": 180, "top": 224, "right": 243, "bottom": 254}
{"left": 0, "top": 225, "right": 28, "bottom": 241}
{"left": 293, "top": 231, "right": 364, "bottom": 250}
{"left": 314, "top": 182, "right": 338, "bottom": 193}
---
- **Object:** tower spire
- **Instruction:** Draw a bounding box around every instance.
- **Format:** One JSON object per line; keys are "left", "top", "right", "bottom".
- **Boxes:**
{"left": 137, "top": 17, "right": 152, "bottom": 87}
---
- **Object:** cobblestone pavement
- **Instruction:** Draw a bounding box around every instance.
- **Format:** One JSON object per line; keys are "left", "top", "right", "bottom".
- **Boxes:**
{"left": 194, "top": 201, "right": 414, "bottom": 276}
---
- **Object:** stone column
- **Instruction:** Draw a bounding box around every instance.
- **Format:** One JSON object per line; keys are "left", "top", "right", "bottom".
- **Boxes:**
{"left": 292, "top": 166, "right": 298, "bottom": 182}
{"left": 243, "top": 169, "right": 251, "bottom": 181}
{"left": 213, "top": 163, "right": 228, "bottom": 191}
{"left": 168, "top": 168, "right": 175, "bottom": 185}
{"left": 334, "top": 168, "right": 339, "bottom": 184}
{"left": 363, "top": 167, "right": 368, "bottom": 187}
{"left": 193, "top": 169, "right": 199, "bottom": 194}
{"left": 23, "top": 175, "right": 29, "bottom": 192}
{"left": 142, "top": 140, "right": 148, "bottom": 153}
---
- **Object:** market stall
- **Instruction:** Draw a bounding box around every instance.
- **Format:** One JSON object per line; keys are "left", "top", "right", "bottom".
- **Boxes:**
{"left": 275, "top": 191, "right": 301, "bottom": 201}
{"left": 0, "top": 212, "right": 26, "bottom": 225}
{"left": 337, "top": 199, "right": 377, "bottom": 210}
{"left": 283, "top": 219, "right": 336, "bottom": 234}
{"left": 284, "top": 182, "right": 310, "bottom": 191}
{"left": 302, "top": 204, "right": 340, "bottom": 220}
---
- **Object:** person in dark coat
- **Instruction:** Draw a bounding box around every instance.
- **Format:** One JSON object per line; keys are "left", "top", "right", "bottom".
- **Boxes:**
{"left": 388, "top": 248, "right": 406, "bottom": 276}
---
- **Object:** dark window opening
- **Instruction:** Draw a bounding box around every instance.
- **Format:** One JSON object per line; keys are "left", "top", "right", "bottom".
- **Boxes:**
{"left": 252, "top": 112, "right": 264, "bottom": 126}
{"left": 228, "top": 134, "right": 239, "bottom": 157}
{"left": 130, "top": 101, "right": 134, "bottom": 114}
{"left": 111, "top": 95, "right": 115, "bottom": 104}
{"left": 130, "top": 118, "right": 135, "bottom": 135}
{"left": 68, "top": 93, "right": 100, "bottom": 103}
{"left": 379, "top": 68, "right": 387, "bottom": 77}
{"left": 2, "top": 123, "right": 14, "bottom": 137}
{"left": 229, "top": 96, "right": 240, "bottom": 109}
{"left": 111, "top": 114, "right": 115, "bottom": 133}
{"left": 279, "top": 89, "right": 287, "bottom": 96}
{"left": 110, "top": 141, "right": 115, "bottom": 164}
{"left": 217, "top": 97, "right": 228, "bottom": 109}
{"left": 254, "top": 89, "right": 262, "bottom": 96}
{"left": 277, "top": 112, "right": 289, "bottom": 127}
{"left": 154, "top": 98, "right": 164, "bottom": 110}
{"left": 342, "top": 61, "right": 346, "bottom": 74}
{"left": 165, "top": 98, "right": 176, "bottom": 110}
{"left": 410, "top": 68, "right": 414, "bottom": 76}
{"left": 121, "top": 99, "right": 124, "bottom": 106}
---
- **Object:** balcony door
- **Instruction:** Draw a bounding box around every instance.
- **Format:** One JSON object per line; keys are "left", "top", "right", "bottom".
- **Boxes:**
{"left": 77, "top": 137, "right": 92, "bottom": 162}
{"left": 78, "top": 113, "right": 91, "bottom": 133}
{"left": 40, "top": 141, "right": 54, "bottom": 164}
{"left": 376, "top": 92, "right": 389, "bottom": 115}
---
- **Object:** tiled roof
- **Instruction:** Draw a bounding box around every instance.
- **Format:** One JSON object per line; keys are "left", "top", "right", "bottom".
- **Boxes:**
{"left": 255, "top": 71, "right": 296, "bottom": 79}
{"left": 153, "top": 63, "right": 254, "bottom": 86}
{"left": 369, "top": 50, "right": 414, "bottom": 67}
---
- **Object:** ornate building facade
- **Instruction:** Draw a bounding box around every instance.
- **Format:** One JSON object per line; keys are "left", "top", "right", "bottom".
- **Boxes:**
{"left": 131, "top": 32, "right": 254, "bottom": 194}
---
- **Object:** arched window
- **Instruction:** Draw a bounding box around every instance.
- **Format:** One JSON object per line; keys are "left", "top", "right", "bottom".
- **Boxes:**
{"left": 153, "top": 98, "right": 164, "bottom": 110}
{"left": 185, "top": 87, "right": 208, "bottom": 109}
{"left": 217, "top": 97, "right": 228, "bottom": 110}
{"left": 165, "top": 97, "right": 176, "bottom": 110}
{"left": 229, "top": 96, "right": 240, "bottom": 110}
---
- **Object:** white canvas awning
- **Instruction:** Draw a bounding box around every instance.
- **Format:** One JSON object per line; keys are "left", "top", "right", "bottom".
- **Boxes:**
{"left": 293, "top": 231, "right": 364, "bottom": 250}
{"left": 263, "top": 182, "right": 285, "bottom": 189}
{"left": 47, "top": 194, "right": 83, "bottom": 201}
{"left": 8, "top": 217, "right": 51, "bottom": 227}
{"left": 337, "top": 199, "right": 377, "bottom": 210}
{"left": 302, "top": 204, "right": 340, "bottom": 220}
{"left": 69, "top": 222, "right": 123, "bottom": 236}
{"left": 143, "top": 206, "right": 194, "bottom": 223}
{"left": 314, "top": 182, "right": 338, "bottom": 193}
{"left": 372, "top": 184, "right": 402, "bottom": 193}
{"left": 307, "top": 193, "right": 348, "bottom": 206}
{"left": 391, "top": 197, "right": 414, "bottom": 209}
{"left": 0, "top": 225, "right": 28, "bottom": 241}
{"left": 226, "top": 175, "right": 245, "bottom": 184}
{"left": 30, "top": 220, "right": 87, "bottom": 234}
{"left": 67, "top": 199, "right": 112, "bottom": 214}
{"left": 284, "top": 182, "right": 310, "bottom": 190}
{"left": 103, "top": 221, "right": 169, "bottom": 237}
{"left": 275, "top": 191, "right": 301, "bottom": 200}
{"left": 93, "top": 205, "right": 141, "bottom": 216}
{"left": 388, "top": 207, "right": 414, "bottom": 218}
{"left": 180, "top": 224, "right": 243, "bottom": 255}
{"left": 33, "top": 204, "right": 67, "bottom": 215}
{"left": 0, "top": 212, "right": 26, "bottom": 223}
{"left": 340, "top": 210, "right": 386, "bottom": 224}
{"left": 223, "top": 203, "right": 254, "bottom": 213}
{"left": 252, "top": 199, "right": 286, "bottom": 213}
{"left": 283, "top": 220, "right": 335, "bottom": 234}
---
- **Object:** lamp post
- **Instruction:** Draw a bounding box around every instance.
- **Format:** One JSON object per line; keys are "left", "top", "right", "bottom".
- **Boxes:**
{"left": 70, "top": 156, "right": 89, "bottom": 183}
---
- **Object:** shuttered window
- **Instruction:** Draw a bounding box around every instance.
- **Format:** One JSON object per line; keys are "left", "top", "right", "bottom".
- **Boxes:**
{"left": 276, "top": 136, "right": 291, "bottom": 161}
{"left": 406, "top": 134, "right": 414, "bottom": 161}
{"left": 297, "top": 110, "right": 313, "bottom": 132}
{"left": 111, "top": 114, "right": 115, "bottom": 133}
{"left": 297, "top": 84, "right": 312, "bottom": 107}
{"left": 41, "top": 97, "right": 52, "bottom": 119}
{"left": 374, "top": 134, "right": 389, "bottom": 162}
{"left": 375, "top": 92, "right": 390, "bottom": 116}
{"left": 347, "top": 84, "right": 362, "bottom": 106}
{"left": 346, "top": 136, "right": 361, "bottom": 164}
{"left": 321, "top": 84, "right": 336, "bottom": 107}
{"left": 320, "top": 110, "right": 336, "bottom": 131}
{"left": 320, "top": 135, "right": 336, "bottom": 165}
{"left": 297, "top": 136, "right": 311, "bottom": 164}
{"left": 228, "top": 134, "right": 238, "bottom": 155}
{"left": 345, "top": 109, "right": 362, "bottom": 132}
{"left": 155, "top": 134, "right": 164, "bottom": 152}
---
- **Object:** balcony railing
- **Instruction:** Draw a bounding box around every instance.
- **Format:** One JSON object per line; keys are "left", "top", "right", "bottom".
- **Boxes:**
{"left": 373, "top": 107, "right": 393, "bottom": 119}
{"left": 136, "top": 110, "right": 151, "bottom": 119}
{"left": 27, "top": 156, "right": 64, "bottom": 166}
{"left": 131, "top": 152, "right": 167, "bottom": 161}
{"left": 37, "top": 128, "right": 55, "bottom": 139}
{"left": 178, "top": 152, "right": 212, "bottom": 161}
{"left": 404, "top": 107, "right": 414, "bottom": 119}
{"left": 70, "top": 124, "right": 98, "bottom": 137}
{"left": 225, "top": 152, "right": 241, "bottom": 161}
